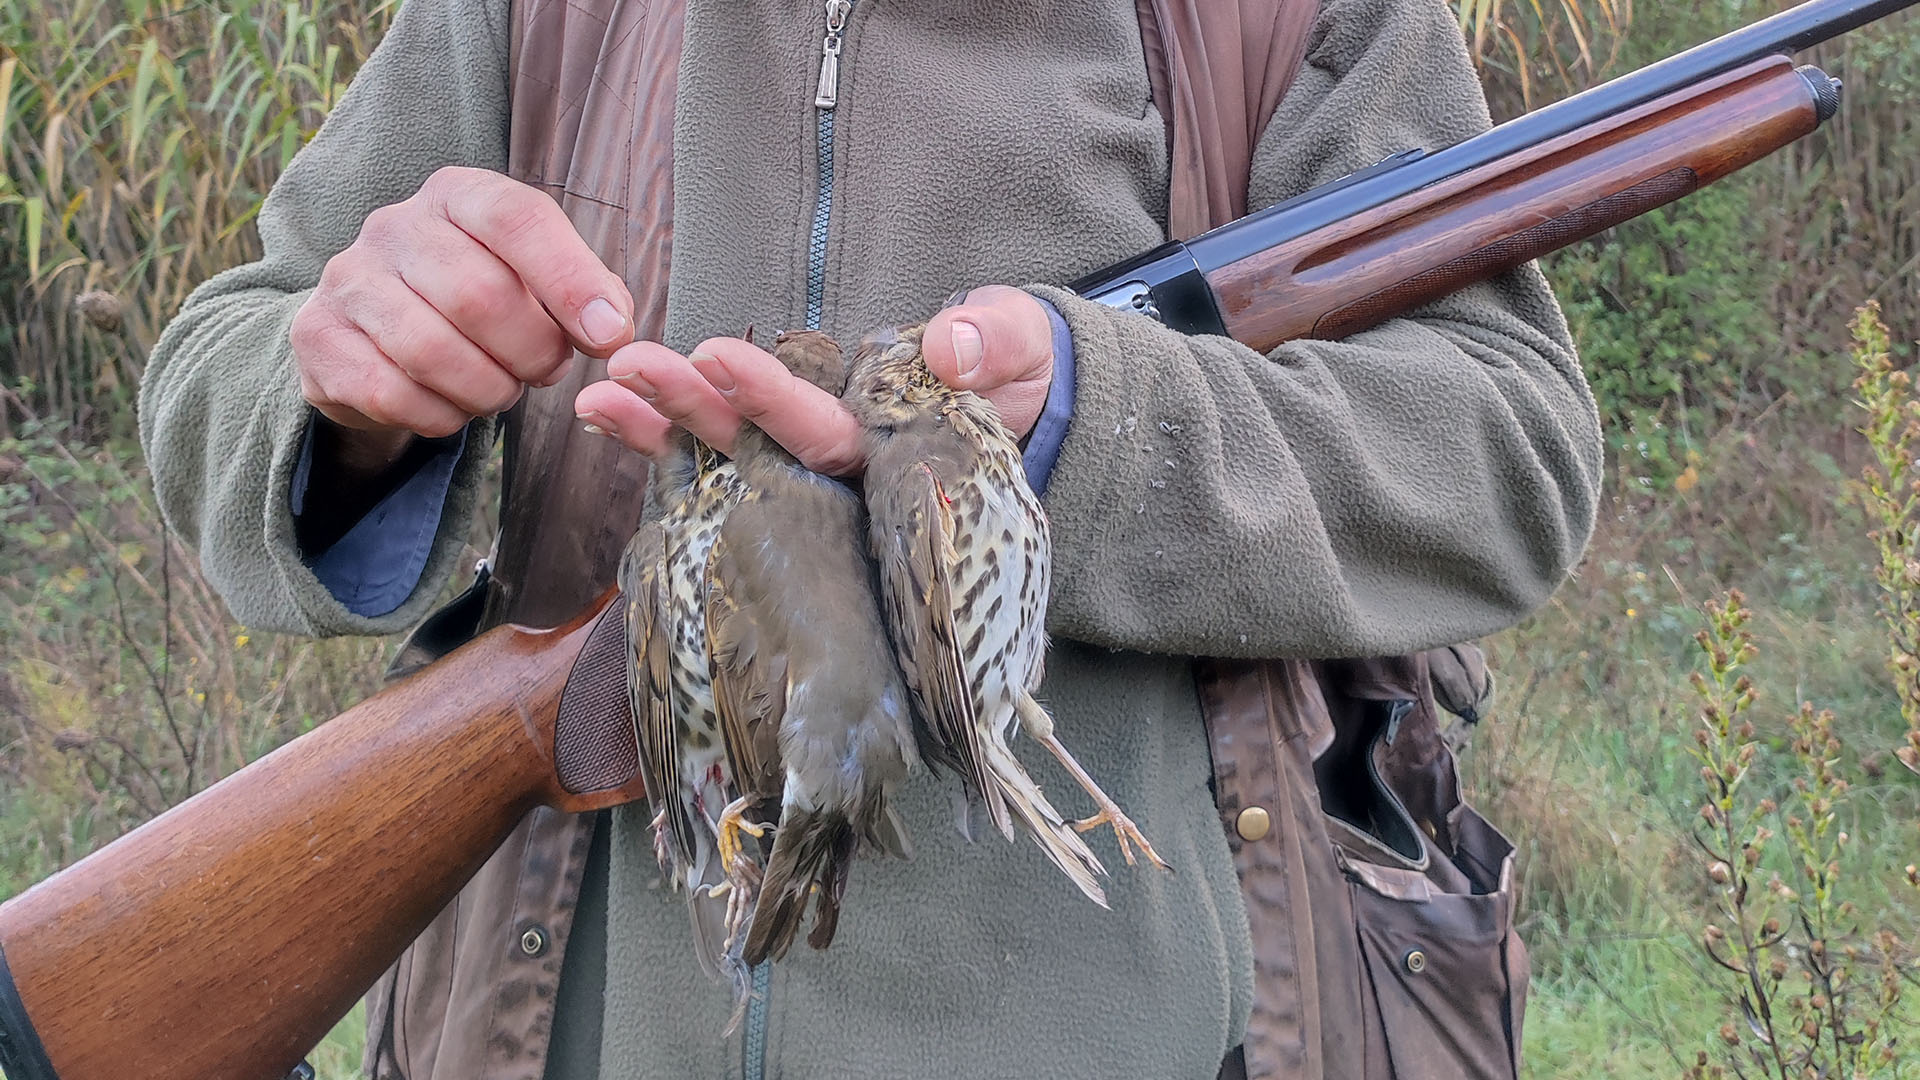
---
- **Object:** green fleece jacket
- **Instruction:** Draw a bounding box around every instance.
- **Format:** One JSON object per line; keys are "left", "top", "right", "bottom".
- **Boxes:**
{"left": 139, "top": 0, "right": 1602, "bottom": 1075}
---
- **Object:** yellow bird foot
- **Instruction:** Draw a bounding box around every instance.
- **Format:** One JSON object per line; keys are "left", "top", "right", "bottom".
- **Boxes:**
{"left": 716, "top": 796, "right": 771, "bottom": 872}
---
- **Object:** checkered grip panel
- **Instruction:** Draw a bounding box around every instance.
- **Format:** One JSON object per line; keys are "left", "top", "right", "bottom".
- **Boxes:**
{"left": 554, "top": 602, "right": 639, "bottom": 794}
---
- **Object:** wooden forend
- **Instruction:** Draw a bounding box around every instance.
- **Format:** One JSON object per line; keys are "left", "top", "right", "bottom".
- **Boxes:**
{"left": 1212, "top": 56, "right": 1821, "bottom": 351}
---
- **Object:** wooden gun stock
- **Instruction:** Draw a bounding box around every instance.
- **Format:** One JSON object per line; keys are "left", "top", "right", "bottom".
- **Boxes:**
{"left": 1212, "top": 55, "right": 1825, "bottom": 350}
{"left": 0, "top": 590, "right": 643, "bottom": 1080}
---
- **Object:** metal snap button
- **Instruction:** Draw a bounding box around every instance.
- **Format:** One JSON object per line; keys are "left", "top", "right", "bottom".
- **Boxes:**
{"left": 519, "top": 926, "right": 549, "bottom": 957}
{"left": 1403, "top": 949, "right": 1427, "bottom": 975}
{"left": 1235, "top": 806, "right": 1272, "bottom": 842}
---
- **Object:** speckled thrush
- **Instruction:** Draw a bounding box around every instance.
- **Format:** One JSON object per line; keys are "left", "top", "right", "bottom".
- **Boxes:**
{"left": 616, "top": 424, "right": 750, "bottom": 985}
{"left": 703, "top": 329, "right": 920, "bottom": 966}
{"left": 843, "top": 323, "right": 1169, "bottom": 908}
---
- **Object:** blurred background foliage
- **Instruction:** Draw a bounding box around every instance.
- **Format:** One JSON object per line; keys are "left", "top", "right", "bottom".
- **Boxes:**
{"left": 3, "top": 0, "right": 1920, "bottom": 1074}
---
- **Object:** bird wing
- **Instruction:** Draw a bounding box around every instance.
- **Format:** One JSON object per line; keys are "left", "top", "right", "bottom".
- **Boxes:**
{"left": 870, "top": 460, "right": 1009, "bottom": 838}
{"left": 617, "top": 522, "right": 695, "bottom": 865}
{"left": 703, "top": 509, "right": 787, "bottom": 799}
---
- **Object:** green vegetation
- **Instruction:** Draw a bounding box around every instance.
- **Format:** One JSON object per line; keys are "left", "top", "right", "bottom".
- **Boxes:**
{"left": 4, "top": 0, "right": 1920, "bottom": 1076}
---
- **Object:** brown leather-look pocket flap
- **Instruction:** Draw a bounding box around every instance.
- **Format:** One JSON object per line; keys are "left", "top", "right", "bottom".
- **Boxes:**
{"left": 1325, "top": 702, "right": 1528, "bottom": 1080}
{"left": 1349, "top": 879, "right": 1520, "bottom": 1080}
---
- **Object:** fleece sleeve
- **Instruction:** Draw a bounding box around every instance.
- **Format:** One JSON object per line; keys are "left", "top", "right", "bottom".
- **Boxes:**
{"left": 1028, "top": 0, "right": 1604, "bottom": 660}
{"left": 136, "top": 0, "right": 511, "bottom": 637}
{"left": 1020, "top": 299, "right": 1077, "bottom": 497}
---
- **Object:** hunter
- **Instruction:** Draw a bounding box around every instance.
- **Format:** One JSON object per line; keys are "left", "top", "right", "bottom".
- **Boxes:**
{"left": 139, "top": 0, "right": 1602, "bottom": 1076}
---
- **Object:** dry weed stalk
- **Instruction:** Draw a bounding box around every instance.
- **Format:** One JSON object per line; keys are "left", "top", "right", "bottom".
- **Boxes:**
{"left": 0, "top": 384, "right": 388, "bottom": 892}
{"left": 1682, "top": 592, "right": 1913, "bottom": 1079}
{"left": 1853, "top": 300, "right": 1920, "bottom": 777}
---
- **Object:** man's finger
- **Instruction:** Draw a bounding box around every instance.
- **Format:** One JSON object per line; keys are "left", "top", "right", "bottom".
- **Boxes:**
{"left": 396, "top": 219, "right": 573, "bottom": 387}
{"left": 689, "top": 337, "right": 865, "bottom": 476}
{"left": 922, "top": 284, "right": 1053, "bottom": 391}
{"left": 300, "top": 321, "right": 471, "bottom": 439}
{"left": 605, "top": 341, "right": 743, "bottom": 455}
{"left": 575, "top": 380, "right": 676, "bottom": 459}
{"left": 424, "top": 166, "right": 635, "bottom": 357}
{"left": 341, "top": 281, "right": 524, "bottom": 418}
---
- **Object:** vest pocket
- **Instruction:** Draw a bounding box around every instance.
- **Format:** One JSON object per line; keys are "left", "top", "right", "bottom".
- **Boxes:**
{"left": 1341, "top": 827, "right": 1526, "bottom": 1080}
{"left": 1322, "top": 704, "right": 1527, "bottom": 1080}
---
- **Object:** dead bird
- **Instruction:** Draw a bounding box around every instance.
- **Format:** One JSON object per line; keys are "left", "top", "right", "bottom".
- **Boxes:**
{"left": 842, "top": 323, "right": 1170, "bottom": 909}
{"left": 617, "top": 423, "right": 752, "bottom": 992}
{"left": 703, "top": 329, "right": 920, "bottom": 966}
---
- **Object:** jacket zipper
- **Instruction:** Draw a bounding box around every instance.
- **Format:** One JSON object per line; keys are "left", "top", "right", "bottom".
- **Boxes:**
{"left": 802, "top": 0, "right": 852, "bottom": 331}
{"left": 743, "top": 7, "right": 854, "bottom": 1078}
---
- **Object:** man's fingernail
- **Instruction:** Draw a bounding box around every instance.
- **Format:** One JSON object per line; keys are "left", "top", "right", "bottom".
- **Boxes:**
{"left": 581, "top": 297, "right": 626, "bottom": 346}
{"left": 691, "top": 351, "right": 735, "bottom": 392}
{"left": 613, "top": 371, "right": 657, "bottom": 399}
{"left": 943, "top": 287, "right": 971, "bottom": 309}
{"left": 577, "top": 411, "right": 613, "bottom": 437}
{"left": 951, "top": 320, "right": 983, "bottom": 378}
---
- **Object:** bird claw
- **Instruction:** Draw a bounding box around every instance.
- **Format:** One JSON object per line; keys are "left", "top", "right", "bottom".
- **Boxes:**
{"left": 715, "top": 797, "right": 771, "bottom": 877}
{"left": 1072, "top": 805, "right": 1172, "bottom": 872}
{"left": 715, "top": 854, "right": 762, "bottom": 949}
{"left": 649, "top": 808, "right": 676, "bottom": 878}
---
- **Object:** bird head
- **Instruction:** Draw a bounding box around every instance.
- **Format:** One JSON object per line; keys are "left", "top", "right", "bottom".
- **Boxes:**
{"left": 842, "top": 323, "right": 944, "bottom": 428}
{"left": 771, "top": 329, "right": 849, "bottom": 396}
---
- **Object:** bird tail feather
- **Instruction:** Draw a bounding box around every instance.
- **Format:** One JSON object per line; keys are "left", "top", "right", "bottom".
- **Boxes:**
{"left": 742, "top": 806, "right": 859, "bottom": 965}
{"left": 983, "top": 740, "right": 1109, "bottom": 907}
{"left": 863, "top": 803, "right": 912, "bottom": 860}
{"left": 684, "top": 846, "right": 730, "bottom": 984}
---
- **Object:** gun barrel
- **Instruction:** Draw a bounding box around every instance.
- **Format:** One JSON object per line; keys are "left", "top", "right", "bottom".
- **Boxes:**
{"left": 1208, "top": 57, "right": 1829, "bottom": 349}
{"left": 1185, "top": 0, "right": 1912, "bottom": 270}
{"left": 1071, "top": 0, "right": 1914, "bottom": 329}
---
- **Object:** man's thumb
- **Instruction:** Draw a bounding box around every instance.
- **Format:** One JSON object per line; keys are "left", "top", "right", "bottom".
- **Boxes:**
{"left": 923, "top": 286, "right": 1051, "bottom": 391}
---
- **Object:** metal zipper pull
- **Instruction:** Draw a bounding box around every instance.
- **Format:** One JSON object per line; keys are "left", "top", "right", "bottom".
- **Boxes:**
{"left": 815, "top": 0, "right": 852, "bottom": 108}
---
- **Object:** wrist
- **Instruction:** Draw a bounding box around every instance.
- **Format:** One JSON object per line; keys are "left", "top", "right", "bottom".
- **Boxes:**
{"left": 311, "top": 412, "right": 418, "bottom": 480}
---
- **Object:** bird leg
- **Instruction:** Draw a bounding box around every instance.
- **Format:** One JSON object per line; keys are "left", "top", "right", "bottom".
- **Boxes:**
{"left": 708, "top": 798, "right": 770, "bottom": 948}
{"left": 714, "top": 795, "right": 772, "bottom": 876}
{"left": 1016, "top": 693, "right": 1172, "bottom": 872}
{"left": 649, "top": 807, "right": 677, "bottom": 878}
{"left": 705, "top": 867, "right": 761, "bottom": 949}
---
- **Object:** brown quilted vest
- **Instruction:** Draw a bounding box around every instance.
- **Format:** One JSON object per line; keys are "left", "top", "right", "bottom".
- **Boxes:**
{"left": 367, "top": 2, "right": 1530, "bottom": 1078}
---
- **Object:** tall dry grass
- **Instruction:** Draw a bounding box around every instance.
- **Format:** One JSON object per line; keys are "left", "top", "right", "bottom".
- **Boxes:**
{"left": 0, "top": 0, "right": 407, "bottom": 897}
{"left": 0, "top": 0, "right": 394, "bottom": 431}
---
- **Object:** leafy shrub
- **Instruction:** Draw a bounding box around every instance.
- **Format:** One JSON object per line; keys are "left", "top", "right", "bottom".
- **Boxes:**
{"left": 1554, "top": 184, "right": 1782, "bottom": 486}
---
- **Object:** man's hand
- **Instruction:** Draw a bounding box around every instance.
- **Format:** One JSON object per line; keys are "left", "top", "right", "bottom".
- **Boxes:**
{"left": 290, "top": 166, "right": 637, "bottom": 469}
{"left": 573, "top": 285, "right": 1055, "bottom": 474}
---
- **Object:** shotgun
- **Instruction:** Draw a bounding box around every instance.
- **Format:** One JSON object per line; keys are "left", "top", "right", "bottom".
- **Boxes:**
{"left": 1, "top": 0, "right": 1912, "bottom": 1076}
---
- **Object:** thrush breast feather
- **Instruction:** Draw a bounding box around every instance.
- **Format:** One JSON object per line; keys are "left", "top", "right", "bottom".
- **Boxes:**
{"left": 618, "top": 430, "right": 753, "bottom": 1004}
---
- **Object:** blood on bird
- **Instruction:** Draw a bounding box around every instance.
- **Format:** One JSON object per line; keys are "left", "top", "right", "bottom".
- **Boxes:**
{"left": 918, "top": 462, "right": 951, "bottom": 506}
